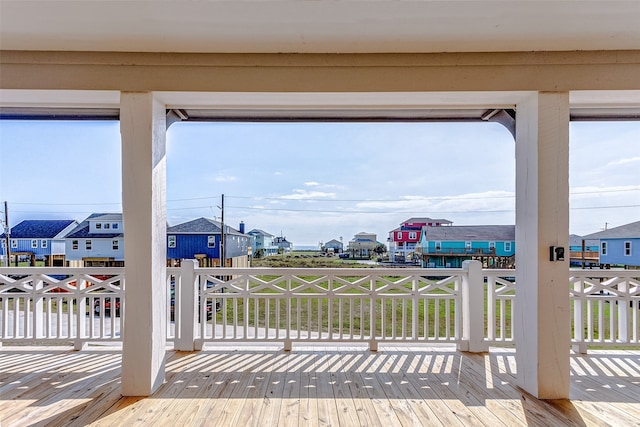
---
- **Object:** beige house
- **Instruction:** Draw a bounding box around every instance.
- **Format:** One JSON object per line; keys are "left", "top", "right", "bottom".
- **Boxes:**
{"left": 348, "top": 232, "right": 378, "bottom": 257}
{"left": 1, "top": 1, "right": 639, "bottom": 406}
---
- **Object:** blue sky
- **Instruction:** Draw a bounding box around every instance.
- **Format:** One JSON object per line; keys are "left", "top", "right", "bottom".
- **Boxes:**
{"left": 1, "top": 120, "right": 638, "bottom": 246}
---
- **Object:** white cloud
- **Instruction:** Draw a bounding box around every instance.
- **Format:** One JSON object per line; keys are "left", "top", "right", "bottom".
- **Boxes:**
{"left": 281, "top": 189, "right": 336, "bottom": 200}
{"left": 355, "top": 191, "right": 515, "bottom": 215}
{"left": 214, "top": 174, "right": 237, "bottom": 182}
{"left": 305, "top": 181, "right": 320, "bottom": 187}
{"left": 570, "top": 185, "right": 640, "bottom": 200}
{"left": 604, "top": 157, "right": 640, "bottom": 167}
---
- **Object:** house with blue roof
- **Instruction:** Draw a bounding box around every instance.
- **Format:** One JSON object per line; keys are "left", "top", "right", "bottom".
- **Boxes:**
{"left": 417, "top": 225, "right": 516, "bottom": 268}
{"left": 582, "top": 220, "right": 640, "bottom": 268}
{"left": 347, "top": 232, "right": 378, "bottom": 258}
{"left": 64, "top": 213, "right": 125, "bottom": 267}
{"left": 1, "top": 219, "right": 78, "bottom": 266}
{"left": 167, "top": 217, "right": 249, "bottom": 267}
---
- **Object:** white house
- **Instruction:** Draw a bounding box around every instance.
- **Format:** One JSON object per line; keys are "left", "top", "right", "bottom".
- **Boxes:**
{"left": 65, "top": 213, "right": 125, "bottom": 267}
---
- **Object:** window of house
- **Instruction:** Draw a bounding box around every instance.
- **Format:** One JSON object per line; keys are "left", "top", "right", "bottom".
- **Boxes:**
{"left": 104, "top": 223, "right": 110, "bottom": 229}
{"left": 96, "top": 223, "right": 102, "bottom": 229}
{"left": 11, "top": 239, "right": 17, "bottom": 248}
{"left": 208, "top": 236, "right": 216, "bottom": 248}
{"left": 489, "top": 241, "right": 496, "bottom": 250}
{"left": 435, "top": 241, "right": 441, "bottom": 251}
{"left": 168, "top": 235, "right": 176, "bottom": 248}
{"left": 112, "top": 223, "right": 118, "bottom": 229}
{"left": 113, "top": 240, "right": 119, "bottom": 251}
{"left": 41, "top": 239, "right": 48, "bottom": 249}
{"left": 409, "top": 231, "right": 417, "bottom": 239}
{"left": 86, "top": 239, "right": 92, "bottom": 251}
{"left": 72, "top": 240, "right": 78, "bottom": 250}
{"left": 465, "top": 241, "right": 472, "bottom": 249}
{"left": 396, "top": 231, "right": 402, "bottom": 239}
{"left": 601, "top": 241, "right": 607, "bottom": 255}
{"left": 31, "top": 239, "right": 38, "bottom": 248}
{"left": 624, "top": 241, "right": 632, "bottom": 256}
{"left": 505, "top": 242, "right": 512, "bottom": 252}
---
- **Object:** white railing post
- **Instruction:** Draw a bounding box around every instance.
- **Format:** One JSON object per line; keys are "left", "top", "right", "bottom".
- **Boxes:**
{"left": 75, "top": 277, "right": 88, "bottom": 350}
{"left": 369, "top": 277, "right": 378, "bottom": 352}
{"left": 33, "top": 278, "right": 44, "bottom": 339}
{"left": 175, "top": 260, "right": 197, "bottom": 351}
{"left": 486, "top": 275, "right": 496, "bottom": 342}
{"left": 572, "top": 278, "right": 587, "bottom": 354}
{"left": 617, "top": 279, "right": 629, "bottom": 344}
{"left": 459, "top": 260, "right": 488, "bottom": 352}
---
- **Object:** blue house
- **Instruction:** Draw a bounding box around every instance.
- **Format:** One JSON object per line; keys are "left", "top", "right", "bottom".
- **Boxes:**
{"left": 417, "top": 225, "right": 516, "bottom": 268}
{"left": 273, "top": 235, "right": 293, "bottom": 253}
{"left": 246, "top": 229, "right": 278, "bottom": 257}
{"left": 1, "top": 219, "right": 78, "bottom": 266}
{"left": 167, "top": 218, "right": 249, "bottom": 267}
{"left": 65, "top": 213, "right": 125, "bottom": 267}
{"left": 582, "top": 220, "right": 640, "bottom": 267}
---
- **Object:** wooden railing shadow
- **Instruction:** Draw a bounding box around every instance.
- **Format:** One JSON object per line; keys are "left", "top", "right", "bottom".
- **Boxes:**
{"left": 2, "top": 346, "right": 638, "bottom": 425}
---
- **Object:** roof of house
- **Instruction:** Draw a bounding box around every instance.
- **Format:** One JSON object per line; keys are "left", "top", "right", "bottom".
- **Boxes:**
{"left": 247, "top": 229, "right": 274, "bottom": 237}
{"left": 1, "top": 219, "right": 77, "bottom": 239}
{"left": 582, "top": 220, "right": 640, "bottom": 240}
{"left": 402, "top": 217, "right": 453, "bottom": 225}
{"left": 88, "top": 213, "right": 123, "bottom": 222}
{"left": 167, "top": 217, "right": 243, "bottom": 236}
{"left": 354, "top": 232, "right": 376, "bottom": 237}
{"left": 569, "top": 234, "right": 599, "bottom": 247}
{"left": 65, "top": 213, "right": 123, "bottom": 239}
{"left": 325, "top": 239, "right": 343, "bottom": 246}
{"left": 423, "top": 225, "right": 515, "bottom": 241}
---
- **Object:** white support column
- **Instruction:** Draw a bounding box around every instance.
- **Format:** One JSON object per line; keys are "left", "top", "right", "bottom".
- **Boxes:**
{"left": 120, "top": 92, "right": 167, "bottom": 396}
{"left": 515, "top": 92, "right": 570, "bottom": 399}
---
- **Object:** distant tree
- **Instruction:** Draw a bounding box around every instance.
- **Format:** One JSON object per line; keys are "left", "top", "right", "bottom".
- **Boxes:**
{"left": 277, "top": 247, "right": 284, "bottom": 255}
{"left": 374, "top": 243, "right": 387, "bottom": 256}
{"left": 254, "top": 248, "right": 265, "bottom": 259}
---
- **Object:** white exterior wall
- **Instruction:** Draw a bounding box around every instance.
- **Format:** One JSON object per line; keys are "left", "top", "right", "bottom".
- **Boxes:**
{"left": 50, "top": 240, "right": 66, "bottom": 255}
{"left": 65, "top": 238, "right": 124, "bottom": 261}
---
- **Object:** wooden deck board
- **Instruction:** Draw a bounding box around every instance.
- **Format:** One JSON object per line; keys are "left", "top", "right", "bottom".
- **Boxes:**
{"left": 0, "top": 345, "right": 639, "bottom": 426}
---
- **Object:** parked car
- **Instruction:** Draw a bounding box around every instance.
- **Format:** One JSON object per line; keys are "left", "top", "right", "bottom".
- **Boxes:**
{"left": 169, "top": 289, "right": 215, "bottom": 322}
{"left": 94, "top": 297, "right": 120, "bottom": 317}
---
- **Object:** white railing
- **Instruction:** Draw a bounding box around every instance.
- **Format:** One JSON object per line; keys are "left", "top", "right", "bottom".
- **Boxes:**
{"left": 570, "top": 270, "right": 640, "bottom": 352}
{"left": 0, "top": 268, "right": 124, "bottom": 349}
{"left": 483, "top": 270, "right": 516, "bottom": 346}
{"left": 175, "top": 266, "right": 463, "bottom": 350}
{"left": 2, "top": 264, "right": 638, "bottom": 352}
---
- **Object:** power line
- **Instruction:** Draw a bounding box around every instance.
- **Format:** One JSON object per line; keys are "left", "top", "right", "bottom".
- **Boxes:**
{"left": 6, "top": 186, "right": 639, "bottom": 207}
{"left": 10, "top": 203, "right": 640, "bottom": 216}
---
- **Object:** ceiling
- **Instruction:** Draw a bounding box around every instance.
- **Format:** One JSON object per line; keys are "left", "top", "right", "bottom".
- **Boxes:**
{"left": 1, "top": 1, "right": 639, "bottom": 54}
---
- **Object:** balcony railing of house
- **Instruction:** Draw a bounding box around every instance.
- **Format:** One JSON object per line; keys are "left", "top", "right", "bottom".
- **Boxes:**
{"left": 1, "top": 263, "right": 638, "bottom": 352}
{"left": 418, "top": 248, "right": 498, "bottom": 256}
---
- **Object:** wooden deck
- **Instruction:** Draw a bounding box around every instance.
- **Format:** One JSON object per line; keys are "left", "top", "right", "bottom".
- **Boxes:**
{"left": 1, "top": 344, "right": 639, "bottom": 426}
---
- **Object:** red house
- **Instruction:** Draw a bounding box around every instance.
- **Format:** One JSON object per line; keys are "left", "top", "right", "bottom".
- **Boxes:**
{"left": 388, "top": 217, "right": 452, "bottom": 263}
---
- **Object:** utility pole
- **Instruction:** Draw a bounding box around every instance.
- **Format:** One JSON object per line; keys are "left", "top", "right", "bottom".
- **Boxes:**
{"left": 220, "top": 194, "right": 225, "bottom": 267}
{"left": 3, "top": 201, "right": 10, "bottom": 267}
